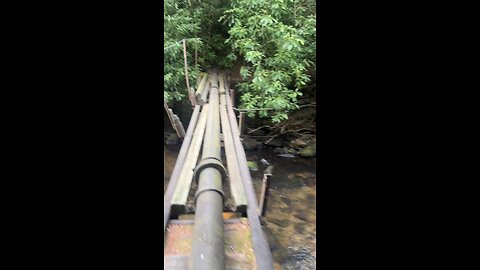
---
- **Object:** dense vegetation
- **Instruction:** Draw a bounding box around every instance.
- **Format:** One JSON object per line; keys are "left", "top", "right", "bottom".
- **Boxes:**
{"left": 164, "top": 0, "right": 316, "bottom": 124}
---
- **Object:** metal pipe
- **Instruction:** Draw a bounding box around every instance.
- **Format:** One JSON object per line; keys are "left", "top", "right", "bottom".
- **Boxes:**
{"left": 225, "top": 89, "right": 275, "bottom": 270}
{"left": 190, "top": 71, "right": 225, "bottom": 270}
{"left": 190, "top": 168, "right": 224, "bottom": 270}
{"left": 164, "top": 105, "right": 201, "bottom": 235}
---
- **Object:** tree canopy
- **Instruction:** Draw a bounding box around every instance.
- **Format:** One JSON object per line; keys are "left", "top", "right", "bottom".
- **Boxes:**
{"left": 164, "top": 0, "right": 316, "bottom": 123}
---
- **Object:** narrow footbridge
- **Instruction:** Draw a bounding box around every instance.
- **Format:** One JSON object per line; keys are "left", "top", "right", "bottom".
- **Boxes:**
{"left": 164, "top": 71, "right": 274, "bottom": 270}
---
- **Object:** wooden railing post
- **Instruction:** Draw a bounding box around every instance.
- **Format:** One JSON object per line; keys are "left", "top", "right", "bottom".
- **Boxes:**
{"left": 183, "top": 39, "right": 197, "bottom": 107}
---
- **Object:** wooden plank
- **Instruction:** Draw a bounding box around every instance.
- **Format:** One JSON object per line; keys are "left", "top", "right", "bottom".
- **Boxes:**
{"left": 198, "top": 71, "right": 217, "bottom": 105}
{"left": 197, "top": 80, "right": 211, "bottom": 105}
{"left": 220, "top": 88, "right": 247, "bottom": 214}
{"left": 219, "top": 73, "right": 226, "bottom": 94}
{"left": 195, "top": 73, "right": 208, "bottom": 97}
{"left": 171, "top": 104, "right": 209, "bottom": 215}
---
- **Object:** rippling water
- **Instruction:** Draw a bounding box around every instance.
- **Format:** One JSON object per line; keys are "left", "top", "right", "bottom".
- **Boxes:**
{"left": 164, "top": 145, "right": 317, "bottom": 269}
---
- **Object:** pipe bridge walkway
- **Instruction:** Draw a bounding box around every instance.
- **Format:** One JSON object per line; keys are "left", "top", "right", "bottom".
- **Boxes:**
{"left": 164, "top": 71, "right": 274, "bottom": 270}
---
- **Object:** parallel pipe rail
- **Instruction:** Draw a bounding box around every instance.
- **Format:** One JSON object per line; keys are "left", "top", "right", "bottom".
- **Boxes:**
{"left": 190, "top": 71, "right": 226, "bottom": 270}
{"left": 225, "top": 88, "right": 275, "bottom": 270}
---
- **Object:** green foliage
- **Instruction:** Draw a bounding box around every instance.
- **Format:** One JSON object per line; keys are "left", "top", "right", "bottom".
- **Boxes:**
{"left": 193, "top": 2, "right": 234, "bottom": 69}
{"left": 164, "top": 0, "right": 317, "bottom": 124}
{"left": 163, "top": 0, "right": 201, "bottom": 103}
{"left": 221, "top": 0, "right": 316, "bottom": 122}
{"left": 163, "top": 0, "right": 234, "bottom": 104}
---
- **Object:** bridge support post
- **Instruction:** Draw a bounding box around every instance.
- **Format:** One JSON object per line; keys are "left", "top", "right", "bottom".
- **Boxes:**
{"left": 259, "top": 166, "right": 273, "bottom": 217}
{"left": 229, "top": 89, "right": 235, "bottom": 107}
{"left": 239, "top": 112, "right": 245, "bottom": 136}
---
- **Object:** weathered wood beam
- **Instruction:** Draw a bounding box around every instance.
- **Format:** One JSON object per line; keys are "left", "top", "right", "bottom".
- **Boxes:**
{"left": 219, "top": 74, "right": 247, "bottom": 214}
{"left": 171, "top": 104, "right": 209, "bottom": 215}
{"left": 258, "top": 166, "right": 273, "bottom": 217}
{"left": 229, "top": 89, "right": 235, "bottom": 107}
{"left": 195, "top": 73, "right": 208, "bottom": 97}
{"left": 173, "top": 115, "right": 186, "bottom": 138}
{"left": 164, "top": 102, "right": 177, "bottom": 133}
{"left": 183, "top": 40, "right": 197, "bottom": 107}
{"left": 164, "top": 105, "right": 201, "bottom": 235}
{"left": 239, "top": 112, "right": 245, "bottom": 136}
{"left": 198, "top": 71, "right": 215, "bottom": 105}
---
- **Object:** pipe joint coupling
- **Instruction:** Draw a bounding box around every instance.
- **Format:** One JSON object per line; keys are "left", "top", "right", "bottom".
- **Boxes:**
{"left": 193, "top": 157, "right": 227, "bottom": 203}
{"left": 194, "top": 186, "right": 225, "bottom": 203}
{"left": 193, "top": 157, "right": 227, "bottom": 184}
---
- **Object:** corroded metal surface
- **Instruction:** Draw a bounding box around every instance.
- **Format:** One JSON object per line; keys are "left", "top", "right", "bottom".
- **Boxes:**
{"left": 164, "top": 218, "right": 256, "bottom": 270}
{"left": 191, "top": 70, "right": 225, "bottom": 270}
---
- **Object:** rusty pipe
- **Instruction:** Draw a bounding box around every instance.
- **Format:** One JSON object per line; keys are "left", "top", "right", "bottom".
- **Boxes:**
{"left": 190, "top": 71, "right": 226, "bottom": 270}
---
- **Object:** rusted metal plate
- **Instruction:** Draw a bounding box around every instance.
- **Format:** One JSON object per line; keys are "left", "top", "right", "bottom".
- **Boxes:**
{"left": 164, "top": 217, "right": 256, "bottom": 270}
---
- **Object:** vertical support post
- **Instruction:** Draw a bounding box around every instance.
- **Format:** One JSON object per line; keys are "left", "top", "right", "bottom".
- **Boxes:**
{"left": 183, "top": 39, "right": 190, "bottom": 91}
{"left": 164, "top": 102, "right": 176, "bottom": 133}
{"left": 173, "top": 115, "right": 186, "bottom": 138}
{"left": 259, "top": 166, "right": 273, "bottom": 217}
{"left": 190, "top": 87, "right": 197, "bottom": 107}
{"left": 229, "top": 89, "right": 235, "bottom": 107}
{"left": 168, "top": 109, "right": 180, "bottom": 137}
{"left": 239, "top": 112, "right": 245, "bottom": 136}
{"left": 183, "top": 39, "right": 197, "bottom": 107}
{"left": 195, "top": 46, "right": 198, "bottom": 68}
